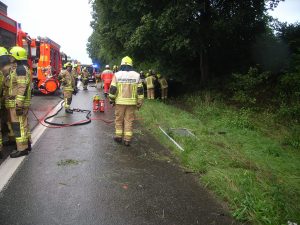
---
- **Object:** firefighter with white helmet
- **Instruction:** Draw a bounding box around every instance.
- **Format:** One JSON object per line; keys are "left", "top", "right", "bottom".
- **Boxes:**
{"left": 3, "top": 46, "right": 31, "bottom": 158}
{"left": 101, "top": 65, "right": 114, "bottom": 96}
{"left": 109, "top": 56, "right": 144, "bottom": 146}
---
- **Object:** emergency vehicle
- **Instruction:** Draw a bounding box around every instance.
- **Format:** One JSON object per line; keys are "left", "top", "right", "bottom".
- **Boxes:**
{"left": 0, "top": 1, "right": 63, "bottom": 94}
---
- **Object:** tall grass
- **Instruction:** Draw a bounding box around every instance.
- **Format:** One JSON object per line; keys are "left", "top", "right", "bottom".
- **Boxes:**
{"left": 138, "top": 94, "right": 300, "bottom": 225}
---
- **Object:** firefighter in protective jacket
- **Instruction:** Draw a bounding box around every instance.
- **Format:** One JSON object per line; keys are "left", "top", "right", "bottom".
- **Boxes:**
{"left": 157, "top": 73, "right": 168, "bottom": 100}
{"left": 145, "top": 70, "right": 156, "bottom": 99}
{"left": 0, "top": 47, "right": 11, "bottom": 158}
{"left": 3, "top": 47, "right": 31, "bottom": 158}
{"left": 101, "top": 65, "right": 114, "bottom": 96}
{"left": 58, "top": 62, "right": 75, "bottom": 113}
{"left": 81, "top": 67, "right": 89, "bottom": 90}
{"left": 72, "top": 64, "right": 79, "bottom": 92}
{"left": 109, "top": 56, "right": 144, "bottom": 146}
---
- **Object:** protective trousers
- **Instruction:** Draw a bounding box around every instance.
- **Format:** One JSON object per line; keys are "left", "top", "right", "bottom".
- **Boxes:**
{"left": 7, "top": 108, "right": 29, "bottom": 151}
{"left": 161, "top": 88, "right": 168, "bottom": 99}
{"left": 63, "top": 91, "right": 73, "bottom": 109}
{"left": 147, "top": 88, "right": 155, "bottom": 100}
{"left": 83, "top": 79, "right": 88, "bottom": 90}
{"left": 103, "top": 82, "right": 111, "bottom": 94}
{"left": 0, "top": 116, "right": 2, "bottom": 152}
{"left": 115, "top": 105, "right": 136, "bottom": 142}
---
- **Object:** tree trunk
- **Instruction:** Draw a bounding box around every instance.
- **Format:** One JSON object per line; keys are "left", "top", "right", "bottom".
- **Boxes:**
{"left": 200, "top": 48, "right": 209, "bottom": 84}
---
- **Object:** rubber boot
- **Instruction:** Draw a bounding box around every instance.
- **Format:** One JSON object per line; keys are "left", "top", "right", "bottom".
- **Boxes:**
{"left": 113, "top": 137, "right": 122, "bottom": 143}
{"left": 28, "top": 141, "right": 32, "bottom": 151}
{"left": 65, "top": 109, "right": 73, "bottom": 114}
{"left": 10, "top": 149, "right": 29, "bottom": 158}
{"left": 124, "top": 141, "right": 131, "bottom": 147}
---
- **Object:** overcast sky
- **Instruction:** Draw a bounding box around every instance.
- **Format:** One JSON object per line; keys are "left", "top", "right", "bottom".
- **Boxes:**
{"left": 2, "top": 0, "right": 300, "bottom": 64}
{"left": 2, "top": 0, "right": 93, "bottom": 64}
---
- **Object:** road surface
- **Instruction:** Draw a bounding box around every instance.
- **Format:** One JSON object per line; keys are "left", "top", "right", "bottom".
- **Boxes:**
{"left": 0, "top": 85, "right": 238, "bottom": 225}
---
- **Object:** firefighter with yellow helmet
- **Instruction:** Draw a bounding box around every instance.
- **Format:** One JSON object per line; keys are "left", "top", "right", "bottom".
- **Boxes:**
{"left": 72, "top": 64, "right": 79, "bottom": 92}
{"left": 0, "top": 47, "right": 11, "bottom": 158}
{"left": 58, "top": 62, "right": 75, "bottom": 113}
{"left": 109, "top": 56, "right": 144, "bottom": 146}
{"left": 81, "top": 67, "right": 89, "bottom": 90}
{"left": 157, "top": 73, "right": 168, "bottom": 100}
{"left": 2, "top": 46, "right": 31, "bottom": 158}
{"left": 145, "top": 69, "right": 156, "bottom": 99}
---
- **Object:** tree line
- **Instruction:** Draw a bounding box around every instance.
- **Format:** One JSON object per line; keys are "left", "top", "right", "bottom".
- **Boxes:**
{"left": 87, "top": 0, "right": 299, "bottom": 118}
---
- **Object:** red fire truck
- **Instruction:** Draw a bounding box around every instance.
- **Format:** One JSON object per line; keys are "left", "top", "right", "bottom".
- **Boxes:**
{"left": 33, "top": 37, "right": 62, "bottom": 94}
{"left": 0, "top": 1, "right": 62, "bottom": 94}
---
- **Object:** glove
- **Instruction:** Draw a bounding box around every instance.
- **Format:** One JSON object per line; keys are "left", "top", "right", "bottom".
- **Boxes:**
{"left": 110, "top": 101, "right": 115, "bottom": 106}
{"left": 16, "top": 107, "right": 24, "bottom": 116}
{"left": 73, "top": 89, "right": 78, "bottom": 95}
{"left": 137, "top": 102, "right": 143, "bottom": 110}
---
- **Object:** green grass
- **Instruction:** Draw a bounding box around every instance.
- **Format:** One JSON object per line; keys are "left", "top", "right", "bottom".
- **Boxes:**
{"left": 137, "top": 95, "right": 300, "bottom": 225}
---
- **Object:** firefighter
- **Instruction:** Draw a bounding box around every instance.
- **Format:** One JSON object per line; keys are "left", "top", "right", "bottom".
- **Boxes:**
{"left": 81, "top": 67, "right": 89, "bottom": 90}
{"left": 58, "top": 62, "right": 75, "bottom": 113}
{"left": 157, "top": 73, "right": 168, "bottom": 100}
{"left": 0, "top": 47, "right": 11, "bottom": 158}
{"left": 145, "top": 69, "right": 156, "bottom": 99}
{"left": 101, "top": 65, "right": 114, "bottom": 97}
{"left": 3, "top": 47, "right": 31, "bottom": 158}
{"left": 113, "top": 65, "right": 119, "bottom": 73}
{"left": 109, "top": 56, "right": 144, "bottom": 146}
{"left": 72, "top": 64, "right": 79, "bottom": 92}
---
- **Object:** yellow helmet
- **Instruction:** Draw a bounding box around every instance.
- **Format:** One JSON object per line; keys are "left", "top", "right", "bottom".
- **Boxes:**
{"left": 0, "top": 47, "right": 9, "bottom": 57}
{"left": 10, "top": 46, "right": 27, "bottom": 60}
{"left": 64, "top": 62, "right": 72, "bottom": 68}
{"left": 121, "top": 56, "right": 133, "bottom": 66}
{"left": 157, "top": 73, "right": 161, "bottom": 78}
{"left": 74, "top": 64, "right": 78, "bottom": 68}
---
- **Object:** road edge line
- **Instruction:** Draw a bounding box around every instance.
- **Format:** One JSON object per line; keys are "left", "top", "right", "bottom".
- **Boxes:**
{"left": 0, "top": 100, "right": 63, "bottom": 193}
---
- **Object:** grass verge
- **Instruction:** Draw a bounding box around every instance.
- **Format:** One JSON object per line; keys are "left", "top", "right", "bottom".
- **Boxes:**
{"left": 137, "top": 94, "right": 300, "bottom": 225}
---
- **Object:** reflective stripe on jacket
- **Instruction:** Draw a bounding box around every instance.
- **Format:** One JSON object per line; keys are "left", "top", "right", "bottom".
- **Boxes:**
{"left": 158, "top": 78, "right": 168, "bottom": 89}
{"left": 4, "top": 64, "right": 31, "bottom": 108}
{"left": 58, "top": 70, "right": 75, "bottom": 92}
{"left": 109, "top": 70, "right": 144, "bottom": 105}
{"left": 145, "top": 75, "right": 156, "bottom": 89}
{"left": 101, "top": 70, "right": 114, "bottom": 84}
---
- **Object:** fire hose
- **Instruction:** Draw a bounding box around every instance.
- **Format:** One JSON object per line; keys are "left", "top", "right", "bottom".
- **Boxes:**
{"left": 30, "top": 98, "right": 114, "bottom": 129}
{"left": 43, "top": 101, "right": 92, "bottom": 127}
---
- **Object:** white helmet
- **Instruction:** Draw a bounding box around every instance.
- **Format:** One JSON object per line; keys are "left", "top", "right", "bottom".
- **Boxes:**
{"left": 105, "top": 65, "right": 110, "bottom": 69}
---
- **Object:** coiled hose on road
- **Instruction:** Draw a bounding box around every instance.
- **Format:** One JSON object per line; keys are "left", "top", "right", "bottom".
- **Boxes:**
{"left": 30, "top": 96, "right": 114, "bottom": 129}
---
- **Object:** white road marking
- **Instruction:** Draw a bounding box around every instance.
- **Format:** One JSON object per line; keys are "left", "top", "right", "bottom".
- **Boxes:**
{"left": 0, "top": 100, "right": 63, "bottom": 193}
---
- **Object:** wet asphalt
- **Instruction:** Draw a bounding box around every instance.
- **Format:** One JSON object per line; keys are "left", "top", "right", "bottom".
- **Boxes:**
{"left": 0, "top": 84, "right": 238, "bottom": 225}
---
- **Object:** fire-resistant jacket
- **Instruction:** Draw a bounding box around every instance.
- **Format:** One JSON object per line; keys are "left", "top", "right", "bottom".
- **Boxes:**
{"left": 82, "top": 70, "right": 89, "bottom": 81}
{"left": 101, "top": 69, "right": 114, "bottom": 84}
{"left": 109, "top": 70, "right": 144, "bottom": 105}
{"left": 71, "top": 68, "right": 79, "bottom": 79}
{"left": 145, "top": 75, "right": 156, "bottom": 89}
{"left": 58, "top": 69, "right": 75, "bottom": 92}
{"left": 0, "top": 71, "right": 3, "bottom": 110}
{"left": 158, "top": 77, "right": 168, "bottom": 89}
{"left": 4, "top": 64, "right": 31, "bottom": 109}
